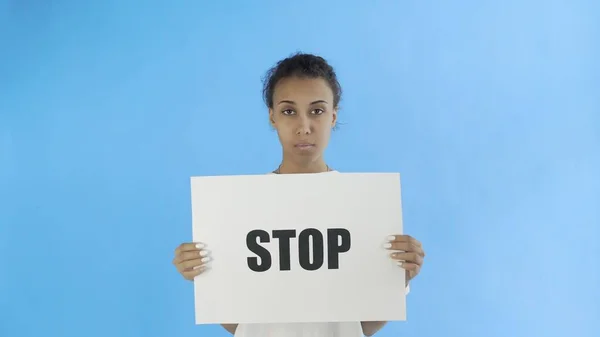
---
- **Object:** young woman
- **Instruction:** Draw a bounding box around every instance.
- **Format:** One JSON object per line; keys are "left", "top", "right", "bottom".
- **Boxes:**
{"left": 172, "top": 53, "right": 426, "bottom": 337}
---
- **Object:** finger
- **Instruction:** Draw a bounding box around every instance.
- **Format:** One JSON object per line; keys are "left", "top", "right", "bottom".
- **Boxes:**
{"left": 175, "top": 242, "right": 205, "bottom": 255}
{"left": 179, "top": 256, "right": 212, "bottom": 272}
{"left": 397, "top": 262, "right": 420, "bottom": 274}
{"left": 175, "top": 249, "right": 210, "bottom": 263}
{"left": 173, "top": 248, "right": 210, "bottom": 265}
{"left": 389, "top": 252, "right": 424, "bottom": 266}
{"left": 383, "top": 242, "right": 425, "bottom": 257}
{"left": 182, "top": 266, "right": 209, "bottom": 280}
{"left": 175, "top": 242, "right": 206, "bottom": 255}
{"left": 387, "top": 235, "right": 422, "bottom": 247}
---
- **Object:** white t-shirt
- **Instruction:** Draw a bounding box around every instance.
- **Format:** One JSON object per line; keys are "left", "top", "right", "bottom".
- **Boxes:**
{"left": 233, "top": 170, "right": 408, "bottom": 337}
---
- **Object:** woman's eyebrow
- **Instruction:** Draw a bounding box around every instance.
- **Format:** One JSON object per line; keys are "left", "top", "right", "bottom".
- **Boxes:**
{"left": 277, "top": 100, "right": 329, "bottom": 105}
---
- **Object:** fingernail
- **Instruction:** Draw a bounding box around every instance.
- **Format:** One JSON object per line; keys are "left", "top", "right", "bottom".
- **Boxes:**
{"left": 383, "top": 243, "right": 392, "bottom": 249}
{"left": 387, "top": 235, "right": 396, "bottom": 241}
{"left": 200, "top": 250, "right": 209, "bottom": 256}
{"left": 390, "top": 253, "right": 398, "bottom": 258}
{"left": 195, "top": 243, "right": 205, "bottom": 249}
{"left": 201, "top": 257, "right": 211, "bottom": 263}
{"left": 397, "top": 261, "right": 404, "bottom": 267}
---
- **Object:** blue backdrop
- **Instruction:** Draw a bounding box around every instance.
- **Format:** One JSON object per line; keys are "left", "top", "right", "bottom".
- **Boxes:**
{"left": 1, "top": 1, "right": 599, "bottom": 337}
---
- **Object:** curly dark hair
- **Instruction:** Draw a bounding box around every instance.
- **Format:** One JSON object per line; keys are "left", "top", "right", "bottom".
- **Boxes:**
{"left": 262, "top": 52, "right": 342, "bottom": 109}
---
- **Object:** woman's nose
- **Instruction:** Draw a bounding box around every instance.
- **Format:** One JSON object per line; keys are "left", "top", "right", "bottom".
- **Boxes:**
{"left": 295, "top": 115, "right": 311, "bottom": 135}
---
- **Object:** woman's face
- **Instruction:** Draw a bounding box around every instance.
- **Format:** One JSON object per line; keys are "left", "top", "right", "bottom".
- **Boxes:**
{"left": 269, "top": 76, "right": 337, "bottom": 163}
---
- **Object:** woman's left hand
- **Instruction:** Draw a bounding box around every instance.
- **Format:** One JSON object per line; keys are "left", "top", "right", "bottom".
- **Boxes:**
{"left": 384, "top": 235, "right": 425, "bottom": 284}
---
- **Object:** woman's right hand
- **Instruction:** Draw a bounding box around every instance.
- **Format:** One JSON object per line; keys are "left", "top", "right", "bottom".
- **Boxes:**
{"left": 172, "top": 242, "right": 211, "bottom": 281}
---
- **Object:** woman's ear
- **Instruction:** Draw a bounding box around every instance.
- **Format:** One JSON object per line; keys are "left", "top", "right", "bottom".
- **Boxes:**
{"left": 269, "top": 109, "right": 276, "bottom": 126}
{"left": 331, "top": 108, "right": 338, "bottom": 128}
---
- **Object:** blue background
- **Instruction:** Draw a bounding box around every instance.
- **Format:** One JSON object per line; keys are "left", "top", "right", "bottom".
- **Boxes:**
{"left": 1, "top": 1, "right": 599, "bottom": 336}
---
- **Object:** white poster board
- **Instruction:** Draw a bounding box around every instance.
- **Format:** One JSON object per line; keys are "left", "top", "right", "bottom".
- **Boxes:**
{"left": 190, "top": 172, "right": 405, "bottom": 324}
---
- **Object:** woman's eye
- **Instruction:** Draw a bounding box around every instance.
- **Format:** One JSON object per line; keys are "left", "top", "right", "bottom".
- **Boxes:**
{"left": 282, "top": 109, "right": 295, "bottom": 115}
{"left": 312, "top": 109, "right": 324, "bottom": 115}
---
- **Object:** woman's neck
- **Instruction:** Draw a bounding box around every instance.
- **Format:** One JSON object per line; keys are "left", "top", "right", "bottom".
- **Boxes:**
{"left": 275, "top": 158, "right": 330, "bottom": 174}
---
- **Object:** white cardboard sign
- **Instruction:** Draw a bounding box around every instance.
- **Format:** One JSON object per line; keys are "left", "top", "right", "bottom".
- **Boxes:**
{"left": 190, "top": 172, "right": 406, "bottom": 324}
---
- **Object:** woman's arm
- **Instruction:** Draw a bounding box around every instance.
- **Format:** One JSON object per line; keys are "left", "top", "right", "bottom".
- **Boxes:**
{"left": 220, "top": 324, "right": 238, "bottom": 335}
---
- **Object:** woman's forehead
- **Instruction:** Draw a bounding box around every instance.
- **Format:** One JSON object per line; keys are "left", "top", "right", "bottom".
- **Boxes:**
{"left": 273, "top": 77, "right": 334, "bottom": 102}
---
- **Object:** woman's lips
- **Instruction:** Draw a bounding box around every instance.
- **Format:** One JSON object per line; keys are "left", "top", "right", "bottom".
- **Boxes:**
{"left": 295, "top": 143, "right": 315, "bottom": 150}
